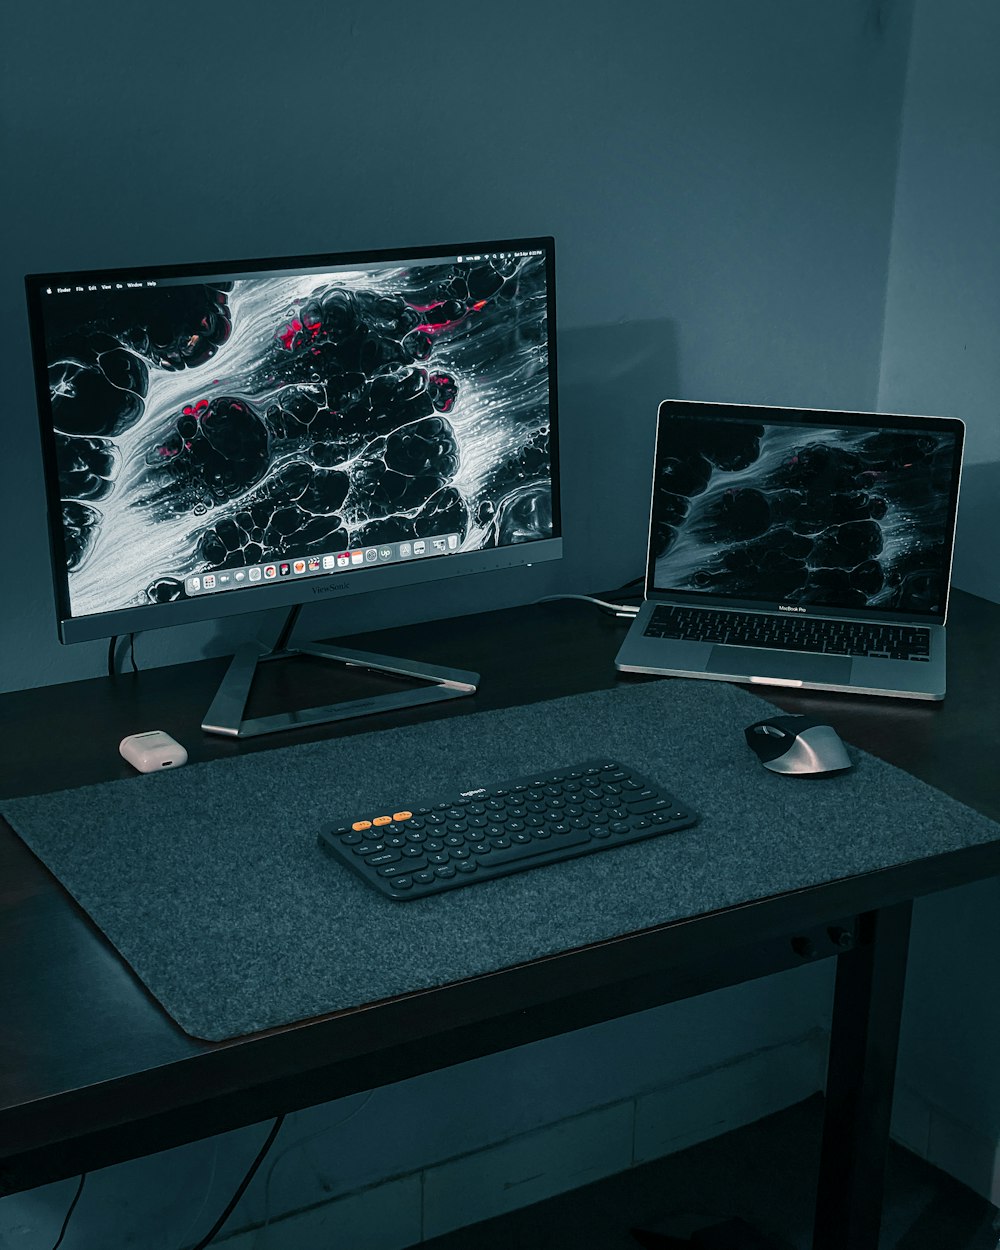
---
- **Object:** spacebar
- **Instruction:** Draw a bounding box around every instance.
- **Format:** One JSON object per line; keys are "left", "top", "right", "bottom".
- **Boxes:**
{"left": 483, "top": 829, "right": 591, "bottom": 866}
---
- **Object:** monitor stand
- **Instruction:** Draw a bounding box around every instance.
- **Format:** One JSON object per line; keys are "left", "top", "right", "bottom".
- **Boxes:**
{"left": 201, "top": 606, "right": 479, "bottom": 738}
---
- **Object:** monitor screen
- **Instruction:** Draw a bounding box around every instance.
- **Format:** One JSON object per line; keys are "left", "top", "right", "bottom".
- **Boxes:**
{"left": 648, "top": 403, "right": 964, "bottom": 619}
{"left": 26, "top": 237, "right": 560, "bottom": 642}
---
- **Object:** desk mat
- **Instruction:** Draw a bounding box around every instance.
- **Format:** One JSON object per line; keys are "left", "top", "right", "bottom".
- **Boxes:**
{"left": 4, "top": 680, "right": 999, "bottom": 1041}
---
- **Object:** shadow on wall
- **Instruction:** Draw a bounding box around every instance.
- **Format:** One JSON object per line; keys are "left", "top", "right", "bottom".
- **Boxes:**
{"left": 952, "top": 461, "right": 1000, "bottom": 606}
{"left": 557, "top": 318, "right": 678, "bottom": 592}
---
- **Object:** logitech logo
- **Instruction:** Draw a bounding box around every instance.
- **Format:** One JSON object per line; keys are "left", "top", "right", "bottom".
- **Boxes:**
{"left": 460, "top": 788, "right": 487, "bottom": 798}
{"left": 778, "top": 604, "right": 806, "bottom": 613}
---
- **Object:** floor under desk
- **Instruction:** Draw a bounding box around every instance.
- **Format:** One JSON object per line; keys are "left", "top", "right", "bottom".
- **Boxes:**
{"left": 416, "top": 1097, "right": 999, "bottom": 1250}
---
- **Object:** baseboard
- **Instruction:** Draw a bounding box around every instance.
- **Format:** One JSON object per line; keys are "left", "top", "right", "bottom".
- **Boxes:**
{"left": 221, "top": 1031, "right": 828, "bottom": 1249}
{"left": 892, "top": 1083, "right": 1000, "bottom": 1205}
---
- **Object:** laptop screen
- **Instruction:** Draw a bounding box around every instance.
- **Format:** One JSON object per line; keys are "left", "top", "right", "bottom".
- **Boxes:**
{"left": 647, "top": 402, "right": 964, "bottom": 620}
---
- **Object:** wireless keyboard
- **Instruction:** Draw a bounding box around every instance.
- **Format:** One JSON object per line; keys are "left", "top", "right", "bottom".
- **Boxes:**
{"left": 317, "top": 759, "right": 698, "bottom": 900}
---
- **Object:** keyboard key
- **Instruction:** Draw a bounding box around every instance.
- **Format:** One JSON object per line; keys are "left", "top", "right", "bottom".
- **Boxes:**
{"left": 645, "top": 604, "right": 930, "bottom": 662}
{"left": 627, "top": 798, "right": 669, "bottom": 814}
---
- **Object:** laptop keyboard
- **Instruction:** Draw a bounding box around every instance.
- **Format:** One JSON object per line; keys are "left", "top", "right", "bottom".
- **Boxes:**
{"left": 317, "top": 759, "right": 698, "bottom": 900}
{"left": 644, "top": 605, "right": 931, "bottom": 661}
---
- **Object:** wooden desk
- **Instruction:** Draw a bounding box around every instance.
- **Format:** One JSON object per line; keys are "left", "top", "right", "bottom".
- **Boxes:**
{"left": 2, "top": 590, "right": 998, "bottom": 1250}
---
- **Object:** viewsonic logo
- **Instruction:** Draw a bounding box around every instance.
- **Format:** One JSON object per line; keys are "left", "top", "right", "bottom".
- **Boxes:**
{"left": 778, "top": 604, "right": 806, "bottom": 613}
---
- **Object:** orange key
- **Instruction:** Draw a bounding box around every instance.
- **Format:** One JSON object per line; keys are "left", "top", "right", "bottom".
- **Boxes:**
{"left": 372, "top": 816, "right": 392, "bottom": 826}
{"left": 352, "top": 820, "right": 372, "bottom": 832}
{"left": 393, "top": 811, "right": 413, "bottom": 821}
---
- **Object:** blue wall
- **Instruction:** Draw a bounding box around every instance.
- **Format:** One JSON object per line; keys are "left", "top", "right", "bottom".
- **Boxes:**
{"left": 877, "top": 0, "right": 1000, "bottom": 607}
{"left": 0, "top": 0, "right": 909, "bottom": 692}
{"left": 878, "top": 0, "right": 1000, "bottom": 1198}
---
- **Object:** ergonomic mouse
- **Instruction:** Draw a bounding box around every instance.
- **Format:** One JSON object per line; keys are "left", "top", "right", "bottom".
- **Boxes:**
{"left": 744, "top": 715, "right": 853, "bottom": 777}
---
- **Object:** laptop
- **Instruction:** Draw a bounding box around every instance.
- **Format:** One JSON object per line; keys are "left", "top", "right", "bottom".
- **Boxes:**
{"left": 615, "top": 400, "right": 965, "bottom": 701}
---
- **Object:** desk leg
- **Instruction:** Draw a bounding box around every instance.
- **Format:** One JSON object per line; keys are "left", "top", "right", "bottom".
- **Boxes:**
{"left": 813, "top": 901, "right": 913, "bottom": 1250}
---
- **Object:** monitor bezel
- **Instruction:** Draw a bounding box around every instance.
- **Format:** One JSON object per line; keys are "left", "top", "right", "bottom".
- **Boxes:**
{"left": 26, "top": 236, "right": 561, "bottom": 644}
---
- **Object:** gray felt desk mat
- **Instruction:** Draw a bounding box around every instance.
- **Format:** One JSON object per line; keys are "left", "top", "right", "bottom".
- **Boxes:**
{"left": 5, "top": 680, "right": 1000, "bottom": 1042}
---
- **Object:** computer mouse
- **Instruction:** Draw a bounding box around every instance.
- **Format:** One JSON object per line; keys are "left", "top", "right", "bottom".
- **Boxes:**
{"left": 744, "top": 715, "right": 853, "bottom": 777}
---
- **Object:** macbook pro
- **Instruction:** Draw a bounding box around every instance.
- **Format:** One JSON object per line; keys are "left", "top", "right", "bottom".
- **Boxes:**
{"left": 615, "top": 400, "right": 965, "bottom": 700}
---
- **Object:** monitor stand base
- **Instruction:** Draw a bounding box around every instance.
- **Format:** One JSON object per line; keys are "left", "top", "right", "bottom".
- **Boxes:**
{"left": 201, "top": 641, "right": 479, "bottom": 738}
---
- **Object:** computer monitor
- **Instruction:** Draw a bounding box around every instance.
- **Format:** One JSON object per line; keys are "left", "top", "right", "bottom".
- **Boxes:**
{"left": 25, "top": 236, "right": 561, "bottom": 735}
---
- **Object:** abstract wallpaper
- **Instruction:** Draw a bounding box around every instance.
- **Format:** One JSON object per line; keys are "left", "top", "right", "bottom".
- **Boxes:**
{"left": 39, "top": 253, "right": 554, "bottom": 617}
{"left": 651, "top": 417, "right": 959, "bottom": 614}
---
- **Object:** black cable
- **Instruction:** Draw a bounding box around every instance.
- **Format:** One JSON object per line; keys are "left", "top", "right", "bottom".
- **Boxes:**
{"left": 189, "top": 1115, "right": 285, "bottom": 1250}
{"left": 50, "top": 1173, "right": 86, "bottom": 1250}
{"left": 107, "top": 635, "right": 139, "bottom": 676}
{"left": 271, "top": 604, "right": 301, "bottom": 655}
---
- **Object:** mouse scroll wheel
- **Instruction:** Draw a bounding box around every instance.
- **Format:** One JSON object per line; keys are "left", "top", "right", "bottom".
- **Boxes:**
{"left": 757, "top": 725, "right": 785, "bottom": 736}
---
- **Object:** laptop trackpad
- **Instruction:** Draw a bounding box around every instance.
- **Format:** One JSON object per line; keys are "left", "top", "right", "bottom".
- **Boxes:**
{"left": 708, "top": 646, "right": 852, "bottom": 684}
